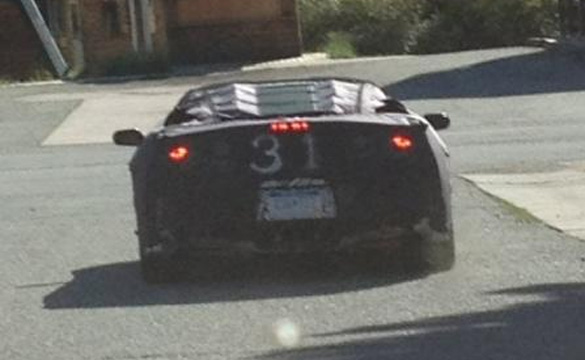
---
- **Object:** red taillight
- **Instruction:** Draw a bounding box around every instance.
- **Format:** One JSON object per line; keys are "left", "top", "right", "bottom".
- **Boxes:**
{"left": 168, "top": 145, "right": 190, "bottom": 163}
{"left": 270, "top": 120, "right": 310, "bottom": 134}
{"left": 391, "top": 133, "right": 414, "bottom": 152}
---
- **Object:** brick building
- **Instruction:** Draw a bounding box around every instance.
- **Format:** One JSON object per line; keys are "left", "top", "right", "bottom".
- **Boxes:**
{"left": 45, "top": 0, "right": 169, "bottom": 75}
{"left": 0, "top": 0, "right": 49, "bottom": 80}
{"left": 1, "top": 0, "right": 302, "bottom": 78}
{"left": 167, "top": 0, "right": 302, "bottom": 64}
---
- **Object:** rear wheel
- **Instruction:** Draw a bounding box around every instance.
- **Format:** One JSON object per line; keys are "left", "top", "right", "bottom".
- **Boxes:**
{"left": 401, "top": 229, "right": 455, "bottom": 274}
{"left": 138, "top": 230, "right": 189, "bottom": 284}
{"left": 140, "top": 252, "right": 188, "bottom": 284}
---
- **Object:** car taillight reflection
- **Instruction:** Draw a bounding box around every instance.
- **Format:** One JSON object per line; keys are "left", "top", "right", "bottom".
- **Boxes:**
{"left": 270, "top": 121, "right": 310, "bottom": 134}
{"left": 391, "top": 133, "right": 414, "bottom": 152}
{"left": 168, "top": 145, "right": 190, "bottom": 163}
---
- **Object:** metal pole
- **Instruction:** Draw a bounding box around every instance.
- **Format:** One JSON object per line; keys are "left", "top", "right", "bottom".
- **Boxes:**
{"left": 19, "top": 0, "right": 69, "bottom": 77}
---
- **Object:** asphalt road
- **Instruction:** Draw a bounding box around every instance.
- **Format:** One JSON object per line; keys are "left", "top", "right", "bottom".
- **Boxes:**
{"left": 1, "top": 47, "right": 585, "bottom": 360}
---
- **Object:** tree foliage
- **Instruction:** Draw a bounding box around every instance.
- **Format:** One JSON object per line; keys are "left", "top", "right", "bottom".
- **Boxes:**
{"left": 299, "top": 0, "right": 559, "bottom": 55}
{"left": 414, "top": 0, "right": 559, "bottom": 53}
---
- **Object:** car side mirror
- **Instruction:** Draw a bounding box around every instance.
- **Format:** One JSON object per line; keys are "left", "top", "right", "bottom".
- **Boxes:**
{"left": 424, "top": 113, "right": 451, "bottom": 130}
{"left": 113, "top": 129, "right": 144, "bottom": 146}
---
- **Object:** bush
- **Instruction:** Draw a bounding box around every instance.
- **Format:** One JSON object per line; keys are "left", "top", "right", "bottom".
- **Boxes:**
{"left": 336, "top": 0, "right": 427, "bottom": 55}
{"left": 1, "top": 66, "right": 55, "bottom": 83}
{"left": 299, "top": 0, "right": 559, "bottom": 56}
{"left": 323, "top": 32, "right": 358, "bottom": 58}
{"left": 299, "top": 0, "right": 340, "bottom": 51}
{"left": 300, "top": 0, "right": 427, "bottom": 55}
{"left": 414, "top": 0, "right": 559, "bottom": 53}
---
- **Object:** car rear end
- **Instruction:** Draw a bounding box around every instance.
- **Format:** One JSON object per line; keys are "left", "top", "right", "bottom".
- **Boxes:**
{"left": 141, "top": 115, "right": 449, "bottom": 256}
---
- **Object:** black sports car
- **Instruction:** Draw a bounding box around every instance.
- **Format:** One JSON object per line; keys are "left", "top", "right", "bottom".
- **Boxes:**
{"left": 113, "top": 78, "right": 454, "bottom": 283}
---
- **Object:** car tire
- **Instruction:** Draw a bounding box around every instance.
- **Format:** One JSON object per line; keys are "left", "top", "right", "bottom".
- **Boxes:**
{"left": 140, "top": 252, "right": 188, "bottom": 284}
{"left": 401, "top": 230, "right": 455, "bottom": 274}
{"left": 138, "top": 229, "right": 189, "bottom": 284}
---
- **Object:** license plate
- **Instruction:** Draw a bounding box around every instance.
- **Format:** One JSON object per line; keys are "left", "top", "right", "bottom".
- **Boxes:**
{"left": 257, "top": 187, "right": 337, "bottom": 221}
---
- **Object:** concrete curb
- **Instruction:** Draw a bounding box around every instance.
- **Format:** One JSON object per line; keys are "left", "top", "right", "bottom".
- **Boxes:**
{"left": 0, "top": 79, "right": 65, "bottom": 88}
{"left": 463, "top": 164, "right": 585, "bottom": 242}
{"left": 2, "top": 52, "right": 418, "bottom": 87}
{"left": 70, "top": 53, "right": 335, "bottom": 85}
{"left": 3, "top": 45, "right": 565, "bottom": 88}
{"left": 3, "top": 54, "right": 332, "bottom": 88}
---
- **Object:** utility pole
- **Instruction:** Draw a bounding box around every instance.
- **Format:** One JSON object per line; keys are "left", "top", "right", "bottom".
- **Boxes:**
{"left": 19, "top": 0, "right": 69, "bottom": 77}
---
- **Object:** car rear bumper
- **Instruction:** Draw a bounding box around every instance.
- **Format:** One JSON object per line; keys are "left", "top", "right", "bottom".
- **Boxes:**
{"left": 138, "top": 168, "right": 449, "bottom": 257}
{"left": 141, "top": 214, "right": 453, "bottom": 259}
{"left": 143, "top": 212, "right": 440, "bottom": 257}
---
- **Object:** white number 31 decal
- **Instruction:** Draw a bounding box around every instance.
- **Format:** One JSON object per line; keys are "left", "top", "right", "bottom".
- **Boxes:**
{"left": 250, "top": 134, "right": 318, "bottom": 174}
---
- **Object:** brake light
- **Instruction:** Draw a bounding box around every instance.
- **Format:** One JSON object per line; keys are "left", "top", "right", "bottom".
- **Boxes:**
{"left": 270, "top": 120, "right": 310, "bottom": 134}
{"left": 168, "top": 145, "right": 190, "bottom": 163}
{"left": 391, "top": 133, "right": 414, "bottom": 152}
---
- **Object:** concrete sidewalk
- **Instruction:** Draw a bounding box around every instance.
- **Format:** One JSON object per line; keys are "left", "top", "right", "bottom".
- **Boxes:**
{"left": 32, "top": 52, "right": 413, "bottom": 146}
{"left": 464, "top": 163, "right": 585, "bottom": 241}
{"left": 39, "top": 90, "right": 184, "bottom": 145}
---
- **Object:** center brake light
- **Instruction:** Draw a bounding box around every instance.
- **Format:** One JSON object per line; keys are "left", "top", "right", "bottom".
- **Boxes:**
{"left": 269, "top": 120, "right": 311, "bottom": 134}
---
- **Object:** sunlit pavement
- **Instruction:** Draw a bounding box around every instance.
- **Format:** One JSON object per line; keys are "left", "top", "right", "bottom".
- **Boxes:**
{"left": 465, "top": 163, "right": 585, "bottom": 242}
{"left": 1, "top": 47, "right": 585, "bottom": 360}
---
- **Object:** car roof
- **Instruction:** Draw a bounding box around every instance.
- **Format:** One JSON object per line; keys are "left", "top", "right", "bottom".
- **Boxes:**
{"left": 165, "top": 78, "right": 389, "bottom": 126}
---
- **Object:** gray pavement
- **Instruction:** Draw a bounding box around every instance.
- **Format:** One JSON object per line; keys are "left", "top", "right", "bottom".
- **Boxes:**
{"left": 1, "top": 47, "right": 585, "bottom": 360}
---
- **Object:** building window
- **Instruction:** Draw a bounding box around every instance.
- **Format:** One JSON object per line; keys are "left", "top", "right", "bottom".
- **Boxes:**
{"left": 102, "top": 1, "right": 122, "bottom": 37}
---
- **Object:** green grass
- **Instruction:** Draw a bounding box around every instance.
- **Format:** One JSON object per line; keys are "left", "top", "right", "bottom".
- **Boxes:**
{"left": 491, "top": 195, "right": 540, "bottom": 224}
{"left": 462, "top": 177, "right": 540, "bottom": 224}
{"left": 0, "top": 64, "right": 56, "bottom": 84}
{"left": 27, "top": 69, "right": 56, "bottom": 82}
{"left": 323, "top": 32, "right": 358, "bottom": 59}
{"left": 0, "top": 74, "right": 56, "bottom": 84}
